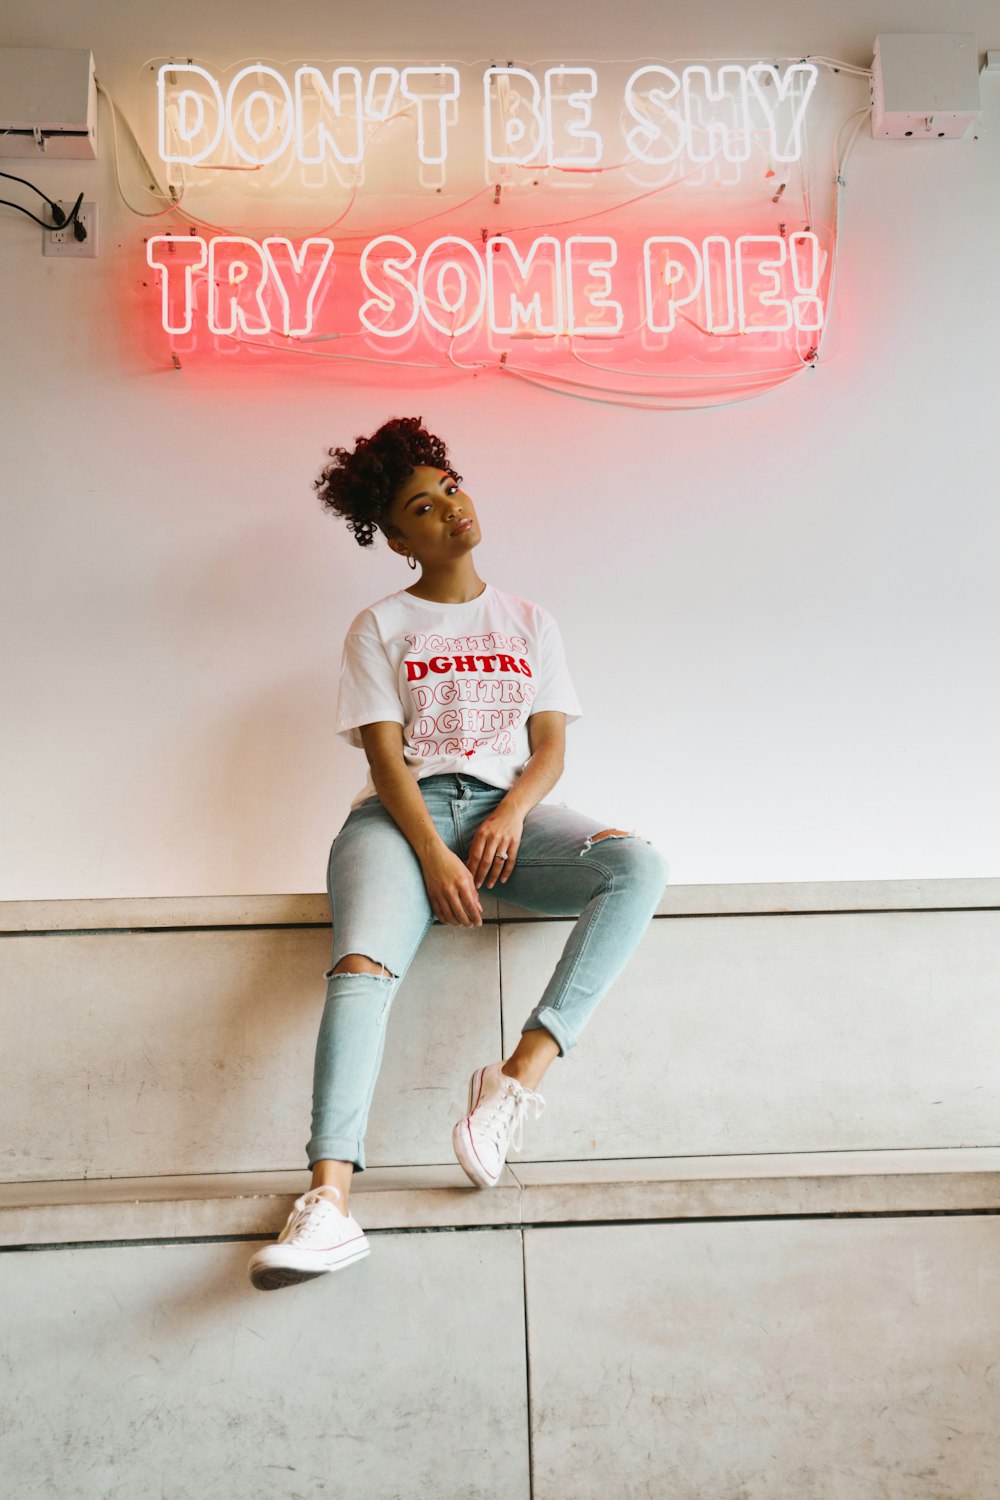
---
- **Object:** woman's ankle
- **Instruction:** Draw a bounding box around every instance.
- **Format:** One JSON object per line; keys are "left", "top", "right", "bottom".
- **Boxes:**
{"left": 312, "top": 1183, "right": 350, "bottom": 1213}
{"left": 310, "top": 1158, "right": 354, "bottom": 1208}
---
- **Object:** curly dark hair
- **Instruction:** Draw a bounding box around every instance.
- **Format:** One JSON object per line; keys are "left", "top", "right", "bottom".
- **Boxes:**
{"left": 313, "top": 415, "right": 462, "bottom": 549}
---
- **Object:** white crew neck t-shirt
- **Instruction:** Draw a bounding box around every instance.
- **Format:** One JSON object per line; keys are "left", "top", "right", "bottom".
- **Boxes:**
{"left": 335, "top": 581, "right": 583, "bottom": 809}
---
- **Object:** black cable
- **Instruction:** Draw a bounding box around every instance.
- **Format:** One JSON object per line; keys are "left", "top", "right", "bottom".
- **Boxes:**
{"left": 0, "top": 188, "right": 85, "bottom": 235}
{"left": 63, "top": 192, "right": 85, "bottom": 233}
{"left": 0, "top": 198, "right": 61, "bottom": 228}
{"left": 0, "top": 168, "right": 66, "bottom": 219}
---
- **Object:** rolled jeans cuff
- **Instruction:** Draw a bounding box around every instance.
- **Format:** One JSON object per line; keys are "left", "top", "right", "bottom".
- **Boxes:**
{"left": 523, "top": 1006, "right": 576, "bottom": 1058}
{"left": 306, "top": 1135, "right": 366, "bottom": 1173}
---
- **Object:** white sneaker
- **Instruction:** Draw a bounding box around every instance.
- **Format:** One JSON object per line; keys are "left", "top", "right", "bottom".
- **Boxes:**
{"left": 248, "top": 1186, "right": 370, "bottom": 1291}
{"left": 452, "top": 1061, "right": 545, "bottom": 1188}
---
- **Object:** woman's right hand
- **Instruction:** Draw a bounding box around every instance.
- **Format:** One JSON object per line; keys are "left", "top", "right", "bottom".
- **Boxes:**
{"left": 420, "top": 845, "right": 484, "bottom": 926}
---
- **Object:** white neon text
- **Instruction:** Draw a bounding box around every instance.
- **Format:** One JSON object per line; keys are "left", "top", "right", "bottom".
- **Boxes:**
{"left": 156, "top": 61, "right": 818, "bottom": 169}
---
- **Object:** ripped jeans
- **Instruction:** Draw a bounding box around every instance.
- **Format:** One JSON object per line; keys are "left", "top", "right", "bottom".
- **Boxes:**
{"left": 307, "top": 773, "right": 670, "bottom": 1171}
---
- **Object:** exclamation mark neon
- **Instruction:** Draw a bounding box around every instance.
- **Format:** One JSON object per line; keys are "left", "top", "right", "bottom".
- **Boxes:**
{"left": 789, "top": 231, "right": 824, "bottom": 331}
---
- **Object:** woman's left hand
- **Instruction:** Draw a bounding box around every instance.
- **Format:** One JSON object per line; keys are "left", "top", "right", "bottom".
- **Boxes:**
{"left": 467, "top": 805, "right": 525, "bottom": 888}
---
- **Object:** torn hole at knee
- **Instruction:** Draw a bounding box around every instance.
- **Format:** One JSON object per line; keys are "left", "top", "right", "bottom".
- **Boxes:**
{"left": 325, "top": 954, "right": 396, "bottom": 981}
{"left": 579, "top": 827, "right": 635, "bottom": 855}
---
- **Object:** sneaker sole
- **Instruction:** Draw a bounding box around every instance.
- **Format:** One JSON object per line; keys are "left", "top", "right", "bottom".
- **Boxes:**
{"left": 452, "top": 1067, "right": 501, "bottom": 1188}
{"left": 248, "top": 1239, "right": 370, "bottom": 1292}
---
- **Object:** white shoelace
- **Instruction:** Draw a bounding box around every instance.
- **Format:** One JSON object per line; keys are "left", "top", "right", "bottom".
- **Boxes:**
{"left": 282, "top": 1188, "right": 345, "bottom": 1244}
{"left": 480, "top": 1079, "right": 546, "bottom": 1153}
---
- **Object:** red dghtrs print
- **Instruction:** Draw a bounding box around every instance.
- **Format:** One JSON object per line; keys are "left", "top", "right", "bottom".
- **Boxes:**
{"left": 402, "top": 629, "right": 539, "bottom": 761}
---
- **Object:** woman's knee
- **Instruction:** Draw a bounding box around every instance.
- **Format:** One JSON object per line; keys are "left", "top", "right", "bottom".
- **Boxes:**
{"left": 630, "top": 835, "right": 670, "bottom": 889}
{"left": 580, "top": 828, "right": 669, "bottom": 889}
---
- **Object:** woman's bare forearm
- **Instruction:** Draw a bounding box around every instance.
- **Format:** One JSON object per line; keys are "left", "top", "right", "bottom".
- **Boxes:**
{"left": 369, "top": 759, "right": 448, "bottom": 864}
{"left": 498, "top": 744, "right": 565, "bottom": 818}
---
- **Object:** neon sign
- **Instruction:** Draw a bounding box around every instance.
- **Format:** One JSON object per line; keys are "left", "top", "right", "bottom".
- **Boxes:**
{"left": 157, "top": 61, "right": 819, "bottom": 171}
{"left": 143, "top": 55, "right": 835, "bottom": 394}
{"left": 146, "top": 230, "right": 823, "bottom": 340}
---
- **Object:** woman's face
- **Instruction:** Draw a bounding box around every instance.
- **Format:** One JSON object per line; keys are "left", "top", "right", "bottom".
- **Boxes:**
{"left": 385, "top": 465, "right": 481, "bottom": 567}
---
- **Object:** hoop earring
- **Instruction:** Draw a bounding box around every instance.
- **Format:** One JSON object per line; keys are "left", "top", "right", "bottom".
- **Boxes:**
{"left": 407, "top": 554, "right": 417, "bottom": 570}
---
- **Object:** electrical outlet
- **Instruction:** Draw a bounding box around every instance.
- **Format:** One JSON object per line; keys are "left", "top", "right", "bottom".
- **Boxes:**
{"left": 43, "top": 199, "right": 98, "bottom": 258}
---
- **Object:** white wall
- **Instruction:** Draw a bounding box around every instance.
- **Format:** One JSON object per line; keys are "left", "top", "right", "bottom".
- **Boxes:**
{"left": 2, "top": 0, "right": 998, "bottom": 899}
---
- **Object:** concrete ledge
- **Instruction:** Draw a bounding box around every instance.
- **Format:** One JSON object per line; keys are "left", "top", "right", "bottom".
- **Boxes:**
{"left": 2, "top": 876, "right": 998, "bottom": 932}
{"left": 3, "top": 1148, "right": 997, "bottom": 1248}
{"left": 0, "top": 1164, "right": 522, "bottom": 1245}
{"left": 4, "top": 899, "right": 998, "bottom": 1178}
{"left": 511, "top": 1148, "right": 1000, "bottom": 1222}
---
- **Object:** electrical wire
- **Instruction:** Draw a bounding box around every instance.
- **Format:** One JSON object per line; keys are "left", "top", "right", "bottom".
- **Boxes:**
{"left": 0, "top": 172, "right": 84, "bottom": 231}
{"left": 213, "top": 322, "right": 806, "bottom": 409}
{"left": 0, "top": 196, "right": 65, "bottom": 230}
{"left": 141, "top": 51, "right": 874, "bottom": 74}
{"left": 1, "top": 169, "right": 70, "bottom": 218}
{"left": 811, "top": 105, "right": 870, "bottom": 362}
{"left": 496, "top": 360, "right": 805, "bottom": 410}
{"left": 216, "top": 331, "right": 441, "bottom": 368}
{"left": 777, "top": 55, "right": 873, "bottom": 78}
{"left": 96, "top": 77, "right": 184, "bottom": 217}
{"left": 566, "top": 343, "right": 807, "bottom": 382}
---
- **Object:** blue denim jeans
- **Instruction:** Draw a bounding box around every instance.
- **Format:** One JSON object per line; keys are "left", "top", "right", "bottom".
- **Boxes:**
{"left": 307, "top": 773, "right": 670, "bottom": 1171}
